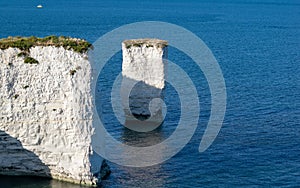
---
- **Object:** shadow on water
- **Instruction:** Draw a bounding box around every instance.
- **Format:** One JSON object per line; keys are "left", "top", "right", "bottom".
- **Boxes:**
{"left": 0, "top": 175, "right": 91, "bottom": 188}
{"left": 99, "top": 125, "right": 169, "bottom": 188}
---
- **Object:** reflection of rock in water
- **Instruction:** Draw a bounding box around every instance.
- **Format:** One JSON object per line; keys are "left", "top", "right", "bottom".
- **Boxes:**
{"left": 118, "top": 127, "right": 169, "bottom": 188}
{"left": 121, "top": 125, "right": 166, "bottom": 147}
{"left": 116, "top": 164, "right": 168, "bottom": 188}
{"left": 121, "top": 39, "right": 168, "bottom": 127}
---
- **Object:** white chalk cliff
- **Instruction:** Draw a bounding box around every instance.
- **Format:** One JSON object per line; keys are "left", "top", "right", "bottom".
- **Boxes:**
{"left": 121, "top": 39, "right": 167, "bottom": 127}
{"left": 0, "top": 46, "right": 107, "bottom": 185}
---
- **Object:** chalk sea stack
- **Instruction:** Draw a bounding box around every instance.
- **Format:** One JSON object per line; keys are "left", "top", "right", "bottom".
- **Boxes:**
{"left": 0, "top": 36, "right": 109, "bottom": 186}
{"left": 121, "top": 39, "right": 168, "bottom": 131}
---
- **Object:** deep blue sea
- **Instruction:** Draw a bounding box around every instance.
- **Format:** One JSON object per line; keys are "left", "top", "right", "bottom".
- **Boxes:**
{"left": 0, "top": 0, "right": 299, "bottom": 187}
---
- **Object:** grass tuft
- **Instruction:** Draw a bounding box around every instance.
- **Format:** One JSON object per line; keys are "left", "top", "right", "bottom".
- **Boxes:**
{"left": 24, "top": 57, "right": 39, "bottom": 64}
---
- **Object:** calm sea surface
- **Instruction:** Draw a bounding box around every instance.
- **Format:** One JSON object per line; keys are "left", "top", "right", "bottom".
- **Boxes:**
{"left": 0, "top": 0, "right": 299, "bottom": 187}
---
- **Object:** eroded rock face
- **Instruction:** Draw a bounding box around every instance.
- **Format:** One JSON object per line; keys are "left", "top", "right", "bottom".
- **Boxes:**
{"left": 121, "top": 39, "right": 168, "bottom": 125}
{"left": 0, "top": 46, "right": 105, "bottom": 185}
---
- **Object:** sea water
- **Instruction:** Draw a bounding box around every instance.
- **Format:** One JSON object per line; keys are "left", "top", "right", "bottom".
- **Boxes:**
{"left": 0, "top": 0, "right": 299, "bottom": 187}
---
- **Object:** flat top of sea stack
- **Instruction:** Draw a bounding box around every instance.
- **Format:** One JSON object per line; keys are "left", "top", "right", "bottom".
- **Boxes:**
{"left": 123, "top": 38, "right": 168, "bottom": 48}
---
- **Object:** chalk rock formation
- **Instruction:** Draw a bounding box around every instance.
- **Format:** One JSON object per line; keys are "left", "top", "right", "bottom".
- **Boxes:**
{"left": 0, "top": 46, "right": 107, "bottom": 185}
{"left": 121, "top": 39, "right": 167, "bottom": 127}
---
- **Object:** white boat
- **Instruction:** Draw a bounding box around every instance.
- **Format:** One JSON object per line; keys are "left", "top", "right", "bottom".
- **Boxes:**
{"left": 37, "top": 5, "right": 43, "bottom": 8}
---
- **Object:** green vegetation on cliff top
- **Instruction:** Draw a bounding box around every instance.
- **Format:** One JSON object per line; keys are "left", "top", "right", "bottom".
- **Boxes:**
{"left": 0, "top": 36, "right": 92, "bottom": 53}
